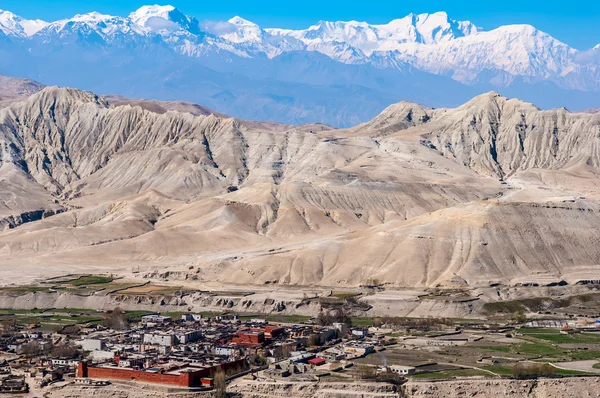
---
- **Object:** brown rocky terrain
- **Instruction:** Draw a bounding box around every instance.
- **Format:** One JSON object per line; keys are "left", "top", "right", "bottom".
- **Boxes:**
{"left": 45, "top": 378, "right": 600, "bottom": 398}
{"left": 0, "top": 86, "right": 599, "bottom": 289}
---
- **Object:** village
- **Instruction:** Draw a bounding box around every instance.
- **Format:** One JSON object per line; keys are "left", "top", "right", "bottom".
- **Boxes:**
{"left": 0, "top": 307, "right": 404, "bottom": 394}
{"left": 2, "top": 301, "right": 600, "bottom": 396}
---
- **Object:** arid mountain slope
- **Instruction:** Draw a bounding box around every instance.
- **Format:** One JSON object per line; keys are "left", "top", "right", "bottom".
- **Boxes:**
{"left": 0, "top": 87, "right": 599, "bottom": 287}
{"left": 0, "top": 74, "right": 45, "bottom": 101}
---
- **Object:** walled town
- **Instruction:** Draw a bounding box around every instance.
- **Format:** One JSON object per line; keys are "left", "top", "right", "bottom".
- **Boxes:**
{"left": 2, "top": 277, "right": 600, "bottom": 396}
{"left": 2, "top": 300, "right": 600, "bottom": 396}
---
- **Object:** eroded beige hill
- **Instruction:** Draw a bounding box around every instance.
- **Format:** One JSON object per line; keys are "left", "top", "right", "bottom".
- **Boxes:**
{"left": 0, "top": 87, "right": 599, "bottom": 287}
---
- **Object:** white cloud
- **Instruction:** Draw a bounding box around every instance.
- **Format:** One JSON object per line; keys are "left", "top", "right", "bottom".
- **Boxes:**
{"left": 144, "top": 16, "right": 179, "bottom": 32}
{"left": 574, "top": 47, "right": 600, "bottom": 65}
{"left": 200, "top": 20, "right": 237, "bottom": 36}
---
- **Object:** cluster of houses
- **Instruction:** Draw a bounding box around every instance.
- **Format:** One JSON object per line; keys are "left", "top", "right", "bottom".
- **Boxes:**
{"left": 0, "top": 311, "right": 387, "bottom": 390}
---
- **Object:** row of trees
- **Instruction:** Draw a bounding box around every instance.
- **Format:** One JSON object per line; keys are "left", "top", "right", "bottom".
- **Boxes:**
{"left": 512, "top": 363, "right": 556, "bottom": 379}
{"left": 103, "top": 307, "right": 129, "bottom": 330}
{"left": 316, "top": 308, "right": 352, "bottom": 327}
{"left": 20, "top": 341, "right": 81, "bottom": 359}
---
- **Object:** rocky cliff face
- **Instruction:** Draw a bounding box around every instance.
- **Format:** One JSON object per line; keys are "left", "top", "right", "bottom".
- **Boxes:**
{"left": 403, "top": 377, "right": 600, "bottom": 397}
{"left": 43, "top": 377, "right": 600, "bottom": 398}
{"left": 0, "top": 88, "right": 599, "bottom": 288}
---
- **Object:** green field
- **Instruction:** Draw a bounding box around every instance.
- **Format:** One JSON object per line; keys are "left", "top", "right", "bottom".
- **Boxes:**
{"left": 519, "top": 329, "right": 600, "bottom": 344}
{"left": 482, "top": 365, "right": 514, "bottom": 376}
{"left": 266, "top": 314, "right": 312, "bottom": 323}
{"left": 552, "top": 367, "right": 594, "bottom": 376}
{"left": 65, "top": 275, "right": 114, "bottom": 286}
{"left": 0, "top": 308, "right": 165, "bottom": 331}
{"left": 469, "top": 340, "right": 600, "bottom": 361}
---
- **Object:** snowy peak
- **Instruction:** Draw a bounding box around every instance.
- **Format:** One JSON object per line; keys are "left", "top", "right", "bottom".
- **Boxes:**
{"left": 70, "top": 11, "right": 114, "bottom": 23}
{"left": 0, "top": 5, "right": 597, "bottom": 94}
{"left": 129, "top": 4, "right": 200, "bottom": 34}
{"left": 408, "top": 11, "right": 480, "bottom": 43}
{"left": 0, "top": 9, "right": 48, "bottom": 37}
{"left": 219, "top": 16, "right": 264, "bottom": 43}
{"left": 130, "top": 5, "right": 176, "bottom": 20}
{"left": 267, "top": 12, "right": 481, "bottom": 56}
{"left": 37, "top": 11, "right": 146, "bottom": 40}
{"left": 228, "top": 16, "right": 258, "bottom": 27}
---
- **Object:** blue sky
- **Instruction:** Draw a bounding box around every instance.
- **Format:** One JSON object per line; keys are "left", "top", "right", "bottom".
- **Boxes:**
{"left": 3, "top": 0, "right": 599, "bottom": 49}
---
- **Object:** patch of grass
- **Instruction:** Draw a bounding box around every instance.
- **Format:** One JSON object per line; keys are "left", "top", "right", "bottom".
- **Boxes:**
{"left": 526, "top": 333, "right": 600, "bottom": 345}
{"left": 518, "top": 328, "right": 560, "bottom": 335}
{"left": 266, "top": 314, "right": 312, "bottom": 323}
{"left": 44, "top": 308, "right": 98, "bottom": 314}
{"left": 513, "top": 342, "right": 564, "bottom": 357}
{"left": 552, "top": 367, "right": 594, "bottom": 376}
{"left": 482, "top": 365, "right": 514, "bottom": 376}
{"left": 65, "top": 275, "right": 113, "bottom": 286}
{"left": 467, "top": 339, "right": 600, "bottom": 362}
{"left": 593, "top": 362, "right": 600, "bottom": 369}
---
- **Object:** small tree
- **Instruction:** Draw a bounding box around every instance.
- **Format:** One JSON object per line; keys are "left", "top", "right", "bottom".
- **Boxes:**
{"left": 213, "top": 369, "right": 227, "bottom": 398}
{"left": 52, "top": 344, "right": 79, "bottom": 359}
{"left": 356, "top": 364, "right": 377, "bottom": 380}
{"left": 308, "top": 333, "right": 323, "bottom": 347}
{"left": 331, "top": 308, "right": 352, "bottom": 327}
{"left": 0, "top": 317, "right": 17, "bottom": 332}
{"left": 514, "top": 312, "right": 527, "bottom": 324}
{"left": 20, "top": 341, "right": 42, "bottom": 357}
{"left": 103, "top": 307, "right": 129, "bottom": 330}
{"left": 513, "top": 363, "right": 556, "bottom": 379}
{"left": 316, "top": 310, "right": 333, "bottom": 326}
{"left": 274, "top": 344, "right": 292, "bottom": 360}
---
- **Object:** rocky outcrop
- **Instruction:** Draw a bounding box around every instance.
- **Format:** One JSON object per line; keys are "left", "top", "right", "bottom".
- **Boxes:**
{"left": 226, "top": 378, "right": 600, "bottom": 398}
{"left": 0, "top": 291, "right": 324, "bottom": 318}
{"left": 229, "top": 381, "right": 400, "bottom": 398}
{"left": 45, "top": 381, "right": 214, "bottom": 398}
{"left": 403, "top": 377, "right": 600, "bottom": 397}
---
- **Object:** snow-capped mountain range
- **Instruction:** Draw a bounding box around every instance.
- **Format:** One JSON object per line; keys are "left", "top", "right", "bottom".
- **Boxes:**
{"left": 0, "top": 5, "right": 599, "bottom": 126}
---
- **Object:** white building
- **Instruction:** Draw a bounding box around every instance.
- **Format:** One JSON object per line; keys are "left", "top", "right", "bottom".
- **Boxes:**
{"left": 141, "top": 315, "right": 172, "bottom": 326}
{"left": 50, "top": 359, "right": 80, "bottom": 367}
{"left": 143, "top": 333, "right": 176, "bottom": 347}
{"left": 80, "top": 338, "right": 106, "bottom": 352}
{"left": 176, "top": 330, "right": 202, "bottom": 344}
{"left": 389, "top": 365, "right": 416, "bottom": 375}
{"left": 181, "top": 314, "right": 204, "bottom": 322}
{"left": 215, "top": 346, "right": 238, "bottom": 357}
{"left": 91, "top": 350, "right": 118, "bottom": 361}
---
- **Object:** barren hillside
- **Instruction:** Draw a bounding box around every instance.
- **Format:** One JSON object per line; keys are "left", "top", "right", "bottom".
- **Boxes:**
{"left": 0, "top": 88, "right": 599, "bottom": 288}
